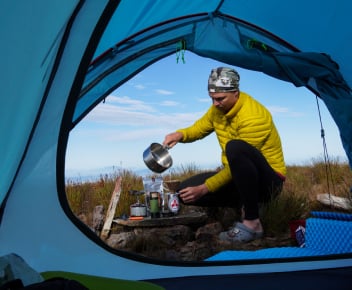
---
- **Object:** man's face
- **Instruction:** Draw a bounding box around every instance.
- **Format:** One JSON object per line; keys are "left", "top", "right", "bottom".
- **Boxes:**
{"left": 209, "top": 91, "right": 239, "bottom": 113}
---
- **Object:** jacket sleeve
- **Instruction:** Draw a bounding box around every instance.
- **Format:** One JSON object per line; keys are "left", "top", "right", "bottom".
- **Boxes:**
{"left": 176, "top": 108, "right": 214, "bottom": 142}
{"left": 204, "top": 165, "right": 232, "bottom": 192}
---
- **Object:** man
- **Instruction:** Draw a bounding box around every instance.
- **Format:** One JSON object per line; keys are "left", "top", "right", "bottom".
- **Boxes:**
{"left": 163, "top": 67, "right": 286, "bottom": 243}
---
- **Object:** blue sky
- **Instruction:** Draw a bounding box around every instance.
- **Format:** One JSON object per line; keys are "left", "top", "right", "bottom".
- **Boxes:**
{"left": 65, "top": 52, "right": 346, "bottom": 176}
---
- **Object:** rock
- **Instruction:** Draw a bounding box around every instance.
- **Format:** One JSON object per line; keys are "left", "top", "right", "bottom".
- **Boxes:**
{"left": 106, "top": 232, "right": 136, "bottom": 249}
{"left": 103, "top": 206, "right": 294, "bottom": 261}
{"left": 164, "top": 249, "right": 181, "bottom": 260}
{"left": 211, "top": 207, "right": 239, "bottom": 228}
{"left": 92, "top": 205, "right": 105, "bottom": 234}
{"left": 195, "top": 222, "right": 223, "bottom": 241}
{"left": 113, "top": 211, "right": 207, "bottom": 227}
{"left": 134, "top": 225, "right": 194, "bottom": 248}
{"left": 179, "top": 241, "right": 213, "bottom": 261}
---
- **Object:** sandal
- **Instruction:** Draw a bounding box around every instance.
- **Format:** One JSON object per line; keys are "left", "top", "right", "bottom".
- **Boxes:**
{"left": 219, "top": 222, "right": 263, "bottom": 243}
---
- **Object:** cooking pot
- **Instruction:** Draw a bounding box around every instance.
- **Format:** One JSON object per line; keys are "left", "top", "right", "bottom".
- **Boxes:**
{"left": 143, "top": 143, "right": 172, "bottom": 173}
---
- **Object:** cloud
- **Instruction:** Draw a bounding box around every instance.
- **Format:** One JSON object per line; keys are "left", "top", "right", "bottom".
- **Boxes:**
{"left": 155, "top": 89, "right": 175, "bottom": 95}
{"left": 85, "top": 100, "right": 202, "bottom": 128}
{"left": 73, "top": 114, "right": 198, "bottom": 143}
{"left": 106, "top": 95, "right": 155, "bottom": 112}
{"left": 79, "top": 92, "right": 200, "bottom": 144}
{"left": 103, "top": 128, "right": 169, "bottom": 142}
{"left": 160, "top": 100, "right": 179, "bottom": 106}
{"left": 267, "top": 105, "right": 289, "bottom": 113}
{"left": 134, "top": 84, "right": 145, "bottom": 90}
{"left": 267, "top": 105, "right": 304, "bottom": 117}
{"left": 198, "top": 97, "right": 211, "bottom": 103}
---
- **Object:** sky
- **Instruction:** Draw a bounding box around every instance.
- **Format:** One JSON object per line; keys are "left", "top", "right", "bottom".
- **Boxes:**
{"left": 65, "top": 52, "right": 347, "bottom": 178}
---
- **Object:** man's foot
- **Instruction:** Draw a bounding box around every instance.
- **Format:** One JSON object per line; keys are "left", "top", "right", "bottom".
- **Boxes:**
{"left": 242, "top": 219, "right": 263, "bottom": 233}
{"left": 219, "top": 222, "right": 263, "bottom": 243}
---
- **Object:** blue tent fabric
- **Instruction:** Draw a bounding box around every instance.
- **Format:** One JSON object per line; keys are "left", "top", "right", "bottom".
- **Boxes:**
{"left": 0, "top": 0, "right": 80, "bottom": 207}
{"left": 77, "top": 8, "right": 352, "bottom": 165}
{"left": 1, "top": 0, "right": 352, "bottom": 285}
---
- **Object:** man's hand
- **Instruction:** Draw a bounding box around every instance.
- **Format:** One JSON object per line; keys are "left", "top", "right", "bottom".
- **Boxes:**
{"left": 179, "top": 184, "right": 208, "bottom": 203}
{"left": 163, "top": 132, "right": 183, "bottom": 148}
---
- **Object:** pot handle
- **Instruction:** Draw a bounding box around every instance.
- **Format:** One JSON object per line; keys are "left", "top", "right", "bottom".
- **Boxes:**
{"left": 163, "top": 145, "right": 171, "bottom": 150}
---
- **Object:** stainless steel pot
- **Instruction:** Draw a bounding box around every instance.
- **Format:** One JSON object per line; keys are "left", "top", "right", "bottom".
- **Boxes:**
{"left": 143, "top": 143, "right": 173, "bottom": 173}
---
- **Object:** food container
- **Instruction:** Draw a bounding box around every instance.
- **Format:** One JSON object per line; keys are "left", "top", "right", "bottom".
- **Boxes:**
{"left": 149, "top": 192, "right": 161, "bottom": 218}
{"left": 289, "top": 219, "right": 306, "bottom": 239}
{"left": 143, "top": 143, "right": 173, "bottom": 173}
{"left": 168, "top": 193, "right": 180, "bottom": 214}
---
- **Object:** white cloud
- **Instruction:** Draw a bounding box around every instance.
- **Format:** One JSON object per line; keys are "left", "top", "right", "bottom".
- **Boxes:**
{"left": 160, "top": 100, "right": 179, "bottom": 106}
{"left": 134, "top": 84, "right": 146, "bottom": 90}
{"left": 267, "top": 105, "right": 304, "bottom": 117}
{"left": 85, "top": 101, "right": 202, "bottom": 128}
{"left": 155, "top": 89, "right": 175, "bottom": 95}
{"left": 198, "top": 97, "right": 211, "bottom": 103}
{"left": 106, "top": 95, "right": 155, "bottom": 112}
{"left": 267, "top": 105, "right": 289, "bottom": 113}
{"left": 101, "top": 128, "right": 169, "bottom": 142}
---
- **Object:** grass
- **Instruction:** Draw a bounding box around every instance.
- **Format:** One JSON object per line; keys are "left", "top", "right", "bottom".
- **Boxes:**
{"left": 66, "top": 158, "right": 352, "bottom": 239}
{"left": 66, "top": 169, "right": 143, "bottom": 222}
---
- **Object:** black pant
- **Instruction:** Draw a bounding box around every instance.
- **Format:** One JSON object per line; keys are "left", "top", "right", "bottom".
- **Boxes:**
{"left": 177, "top": 140, "right": 284, "bottom": 220}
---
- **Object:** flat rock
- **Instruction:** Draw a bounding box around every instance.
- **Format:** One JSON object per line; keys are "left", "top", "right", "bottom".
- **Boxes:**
{"left": 113, "top": 211, "right": 207, "bottom": 227}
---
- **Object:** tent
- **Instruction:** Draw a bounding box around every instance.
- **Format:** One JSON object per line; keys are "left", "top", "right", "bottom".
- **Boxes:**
{"left": 1, "top": 0, "right": 351, "bottom": 289}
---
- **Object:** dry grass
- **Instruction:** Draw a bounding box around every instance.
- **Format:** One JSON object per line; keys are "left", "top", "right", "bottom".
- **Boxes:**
{"left": 66, "top": 169, "right": 143, "bottom": 224}
{"left": 66, "top": 159, "right": 352, "bottom": 235}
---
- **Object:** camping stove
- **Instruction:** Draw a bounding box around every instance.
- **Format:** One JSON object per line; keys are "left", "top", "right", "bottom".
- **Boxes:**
{"left": 129, "top": 190, "right": 147, "bottom": 217}
{"left": 130, "top": 203, "right": 147, "bottom": 217}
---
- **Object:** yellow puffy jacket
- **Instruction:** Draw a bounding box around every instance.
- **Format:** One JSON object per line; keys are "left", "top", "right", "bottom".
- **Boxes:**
{"left": 177, "top": 91, "right": 286, "bottom": 192}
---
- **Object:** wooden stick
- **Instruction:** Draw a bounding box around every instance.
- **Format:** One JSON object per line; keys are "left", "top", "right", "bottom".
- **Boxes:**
{"left": 100, "top": 176, "right": 122, "bottom": 240}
